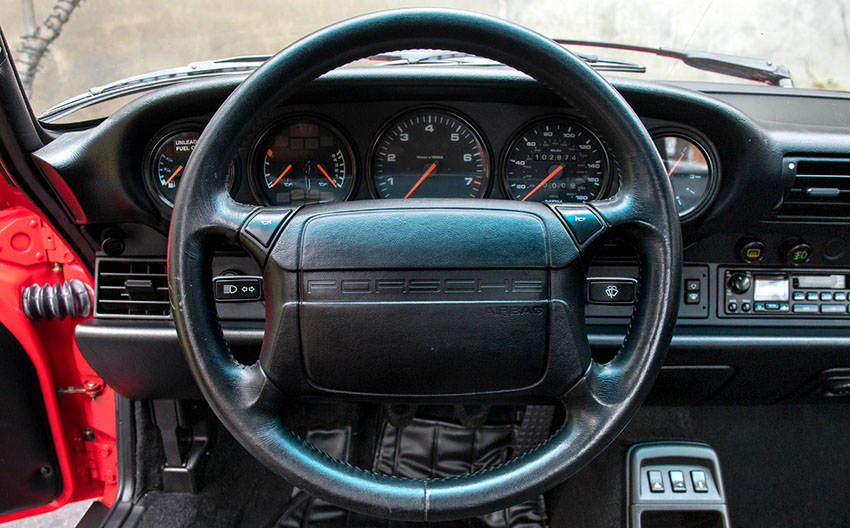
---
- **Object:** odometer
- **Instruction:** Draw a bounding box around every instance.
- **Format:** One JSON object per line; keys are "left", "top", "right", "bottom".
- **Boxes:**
{"left": 370, "top": 109, "right": 490, "bottom": 199}
{"left": 503, "top": 119, "right": 609, "bottom": 203}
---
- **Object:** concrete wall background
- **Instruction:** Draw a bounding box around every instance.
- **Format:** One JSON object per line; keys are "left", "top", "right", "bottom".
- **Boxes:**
{"left": 1, "top": 0, "right": 849, "bottom": 115}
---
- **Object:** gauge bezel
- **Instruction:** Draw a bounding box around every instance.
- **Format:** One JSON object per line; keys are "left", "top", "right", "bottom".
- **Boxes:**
{"left": 499, "top": 115, "right": 612, "bottom": 204}
{"left": 367, "top": 106, "right": 493, "bottom": 199}
{"left": 143, "top": 121, "right": 239, "bottom": 213}
{"left": 649, "top": 126, "right": 721, "bottom": 220}
{"left": 248, "top": 114, "right": 358, "bottom": 207}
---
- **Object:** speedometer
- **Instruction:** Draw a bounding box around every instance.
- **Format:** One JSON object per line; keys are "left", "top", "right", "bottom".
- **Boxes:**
{"left": 370, "top": 109, "right": 490, "bottom": 199}
{"left": 503, "top": 118, "right": 609, "bottom": 203}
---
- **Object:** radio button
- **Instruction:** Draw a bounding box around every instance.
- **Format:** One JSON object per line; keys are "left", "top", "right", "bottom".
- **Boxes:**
{"left": 793, "top": 291, "right": 805, "bottom": 301}
{"left": 765, "top": 302, "right": 781, "bottom": 310}
{"left": 820, "top": 304, "right": 846, "bottom": 314}
{"left": 742, "top": 302, "right": 751, "bottom": 312}
{"left": 835, "top": 292, "right": 847, "bottom": 301}
{"left": 792, "top": 304, "right": 818, "bottom": 314}
{"left": 821, "top": 292, "right": 833, "bottom": 301}
{"left": 754, "top": 302, "right": 766, "bottom": 312}
{"left": 806, "top": 292, "right": 819, "bottom": 301}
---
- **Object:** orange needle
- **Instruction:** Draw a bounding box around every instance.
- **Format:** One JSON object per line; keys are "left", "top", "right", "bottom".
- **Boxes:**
{"left": 270, "top": 164, "right": 292, "bottom": 188}
{"left": 522, "top": 165, "right": 563, "bottom": 202}
{"left": 316, "top": 164, "right": 338, "bottom": 189}
{"left": 666, "top": 151, "right": 686, "bottom": 177}
{"left": 164, "top": 165, "right": 183, "bottom": 186}
{"left": 403, "top": 162, "right": 437, "bottom": 199}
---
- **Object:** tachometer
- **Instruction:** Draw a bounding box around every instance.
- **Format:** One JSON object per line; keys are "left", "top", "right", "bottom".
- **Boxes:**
{"left": 254, "top": 117, "right": 356, "bottom": 205}
{"left": 651, "top": 133, "right": 714, "bottom": 217}
{"left": 370, "top": 109, "right": 490, "bottom": 199}
{"left": 503, "top": 118, "right": 609, "bottom": 203}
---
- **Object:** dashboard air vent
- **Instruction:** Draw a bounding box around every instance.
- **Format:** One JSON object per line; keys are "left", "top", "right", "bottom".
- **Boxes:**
{"left": 95, "top": 258, "right": 170, "bottom": 318}
{"left": 777, "top": 157, "right": 850, "bottom": 218}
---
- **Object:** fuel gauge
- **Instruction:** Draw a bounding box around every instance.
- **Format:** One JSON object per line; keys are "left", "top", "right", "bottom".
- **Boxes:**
{"left": 148, "top": 129, "right": 236, "bottom": 207}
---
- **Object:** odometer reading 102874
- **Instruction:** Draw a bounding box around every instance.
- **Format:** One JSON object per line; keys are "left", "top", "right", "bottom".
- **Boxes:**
{"left": 504, "top": 119, "right": 609, "bottom": 203}
{"left": 371, "top": 110, "right": 490, "bottom": 199}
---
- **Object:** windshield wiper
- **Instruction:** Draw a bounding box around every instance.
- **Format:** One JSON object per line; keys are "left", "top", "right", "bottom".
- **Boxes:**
{"left": 553, "top": 39, "right": 793, "bottom": 87}
{"left": 39, "top": 55, "right": 272, "bottom": 122}
{"left": 368, "top": 50, "right": 647, "bottom": 73}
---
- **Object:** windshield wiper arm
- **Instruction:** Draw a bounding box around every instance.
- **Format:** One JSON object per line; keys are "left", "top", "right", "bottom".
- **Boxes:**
{"left": 39, "top": 55, "right": 272, "bottom": 122}
{"left": 553, "top": 39, "right": 793, "bottom": 87}
{"left": 368, "top": 50, "right": 646, "bottom": 73}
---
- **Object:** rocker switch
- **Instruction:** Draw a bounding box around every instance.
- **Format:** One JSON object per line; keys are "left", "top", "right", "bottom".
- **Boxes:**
{"left": 669, "top": 470, "right": 687, "bottom": 492}
{"left": 691, "top": 470, "right": 709, "bottom": 493}
{"left": 647, "top": 470, "right": 664, "bottom": 493}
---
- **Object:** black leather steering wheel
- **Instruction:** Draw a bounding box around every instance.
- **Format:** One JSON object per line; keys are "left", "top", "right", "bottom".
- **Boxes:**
{"left": 168, "top": 8, "right": 681, "bottom": 522}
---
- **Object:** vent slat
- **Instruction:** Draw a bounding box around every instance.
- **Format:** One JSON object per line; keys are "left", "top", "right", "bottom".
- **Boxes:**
{"left": 778, "top": 158, "right": 850, "bottom": 218}
{"left": 95, "top": 258, "right": 170, "bottom": 318}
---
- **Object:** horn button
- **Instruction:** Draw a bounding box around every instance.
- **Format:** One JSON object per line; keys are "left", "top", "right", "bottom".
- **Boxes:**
{"left": 274, "top": 207, "right": 585, "bottom": 397}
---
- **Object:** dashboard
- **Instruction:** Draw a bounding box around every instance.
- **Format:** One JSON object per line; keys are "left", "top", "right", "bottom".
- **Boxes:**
{"left": 33, "top": 66, "right": 850, "bottom": 405}
{"left": 141, "top": 97, "right": 718, "bottom": 220}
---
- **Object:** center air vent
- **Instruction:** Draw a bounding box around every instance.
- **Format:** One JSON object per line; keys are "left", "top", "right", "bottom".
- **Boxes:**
{"left": 95, "top": 258, "right": 170, "bottom": 318}
{"left": 777, "top": 157, "right": 850, "bottom": 218}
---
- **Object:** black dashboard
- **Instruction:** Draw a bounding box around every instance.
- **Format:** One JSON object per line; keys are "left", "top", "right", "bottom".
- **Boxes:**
{"left": 35, "top": 66, "right": 850, "bottom": 404}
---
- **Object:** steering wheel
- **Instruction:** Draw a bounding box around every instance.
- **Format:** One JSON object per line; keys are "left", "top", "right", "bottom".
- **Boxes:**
{"left": 168, "top": 8, "right": 681, "bottom": 522}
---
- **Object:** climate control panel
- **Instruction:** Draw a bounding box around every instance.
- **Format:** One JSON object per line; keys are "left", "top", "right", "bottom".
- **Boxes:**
{"left": 721, "top": 268, "right": 850, "bottom": 317}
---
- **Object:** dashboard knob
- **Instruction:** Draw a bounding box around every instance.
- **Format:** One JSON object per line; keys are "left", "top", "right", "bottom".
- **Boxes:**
{"left": 728, "top": 273, "right": 751, "bottom": 294}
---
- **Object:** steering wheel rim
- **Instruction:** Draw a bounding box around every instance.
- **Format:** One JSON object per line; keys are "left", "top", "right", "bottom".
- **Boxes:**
{"left": 168, "top": 8, "right": 681, "bottom": 522}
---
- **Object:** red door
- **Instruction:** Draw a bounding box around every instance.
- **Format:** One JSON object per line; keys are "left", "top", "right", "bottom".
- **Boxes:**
{"left": 0, "top": 171, "right": 117, "bottom": 523}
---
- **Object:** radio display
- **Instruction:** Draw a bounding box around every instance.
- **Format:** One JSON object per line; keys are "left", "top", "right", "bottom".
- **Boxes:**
{"left": 794, "top": 275, "right": 846, "bottom": 289}
{"left": 753, "top": 276, "right": 789, "bottom": 301}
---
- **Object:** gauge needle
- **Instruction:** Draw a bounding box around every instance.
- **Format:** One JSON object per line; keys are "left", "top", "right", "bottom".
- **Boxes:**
{"left": 164, "top": 164, "right": 184, "bottom": 186}
{"left": 316, "top": 163, "right": 339, "bottom": 189}
{"left": 666, "top": 151, "right": 686, "bottom": 177}
{"left": 522, "top": 165, "right": 563, "bottom": 202}
{"left": 270, "top": 164, "right": 293, "bottom": 188}
{"left": 404, "top": 162, "right": 437, "bottom": 199}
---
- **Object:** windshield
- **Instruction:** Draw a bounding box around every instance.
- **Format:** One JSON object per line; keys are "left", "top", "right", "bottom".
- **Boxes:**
{"left": 3, "top": 0, "right": 849, "bottom": 121}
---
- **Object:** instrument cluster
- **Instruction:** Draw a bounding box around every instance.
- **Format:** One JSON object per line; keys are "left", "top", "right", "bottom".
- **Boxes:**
{"left": 144, "top": 106, "right": 719, "bottom": 218}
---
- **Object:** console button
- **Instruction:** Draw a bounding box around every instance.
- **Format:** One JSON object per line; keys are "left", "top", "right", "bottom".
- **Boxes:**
{"left": 738, "top": 239, "right": 765, "bottom": 264}
{"left": 765, "top": 302, "right": 781, "bottom": 310}
{"left": 213, "top": 276, "right": 262, "bottom": 302}
{"left": 785, "top": 242, "right": 812, "bottom": 265}
{"left": 821, "top": 304, "right": 846, "bottom": 314}
{"left": 806, "top": 292, "right": 819, "bottom": 301}
{"left": 669, "top": 470, "right": 687, "bottom": 492}
{"left": 686, "top": 291, "right": 701, "bottom": 305}
{"left": 835, "top": 292, "right": 847, "bottom": 301}
{"left": 691, "top": 471, "right": 709, "bottom": 493}
{"left": 821, "top": 292, "right": 833, "bottom": 301}
{"left": 244, "top": 210, "right": 291, "bottom": 247}
{"left": 741, "top": 302, "right": 751, "bottom": 312}
{"left": 792, "top": 304, "right": 818, "bottom": 314}
{"left": 557, "top": 207, "right": 603, "bottom": 244}
{"left": 727, "top": 302, "right": 737, "bottom": 312}
{"left": 588, "top": 279, "right": 635, "bottom": 303}
{"left": 685, "top": 279, "right": 701, "bottom": 292}
{"left": 793, "top": 291, "right": 805, "bottom": 301}
{"left": 648, "top": 470, "right": 664, "bottom": 493}
{"left": 754, "top": 302, "right": 766, "bottom": 312}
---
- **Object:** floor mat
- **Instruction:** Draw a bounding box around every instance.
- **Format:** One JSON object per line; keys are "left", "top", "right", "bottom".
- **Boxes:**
{"left": 280, "top": 417, "right": 548, "bottom": 528}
